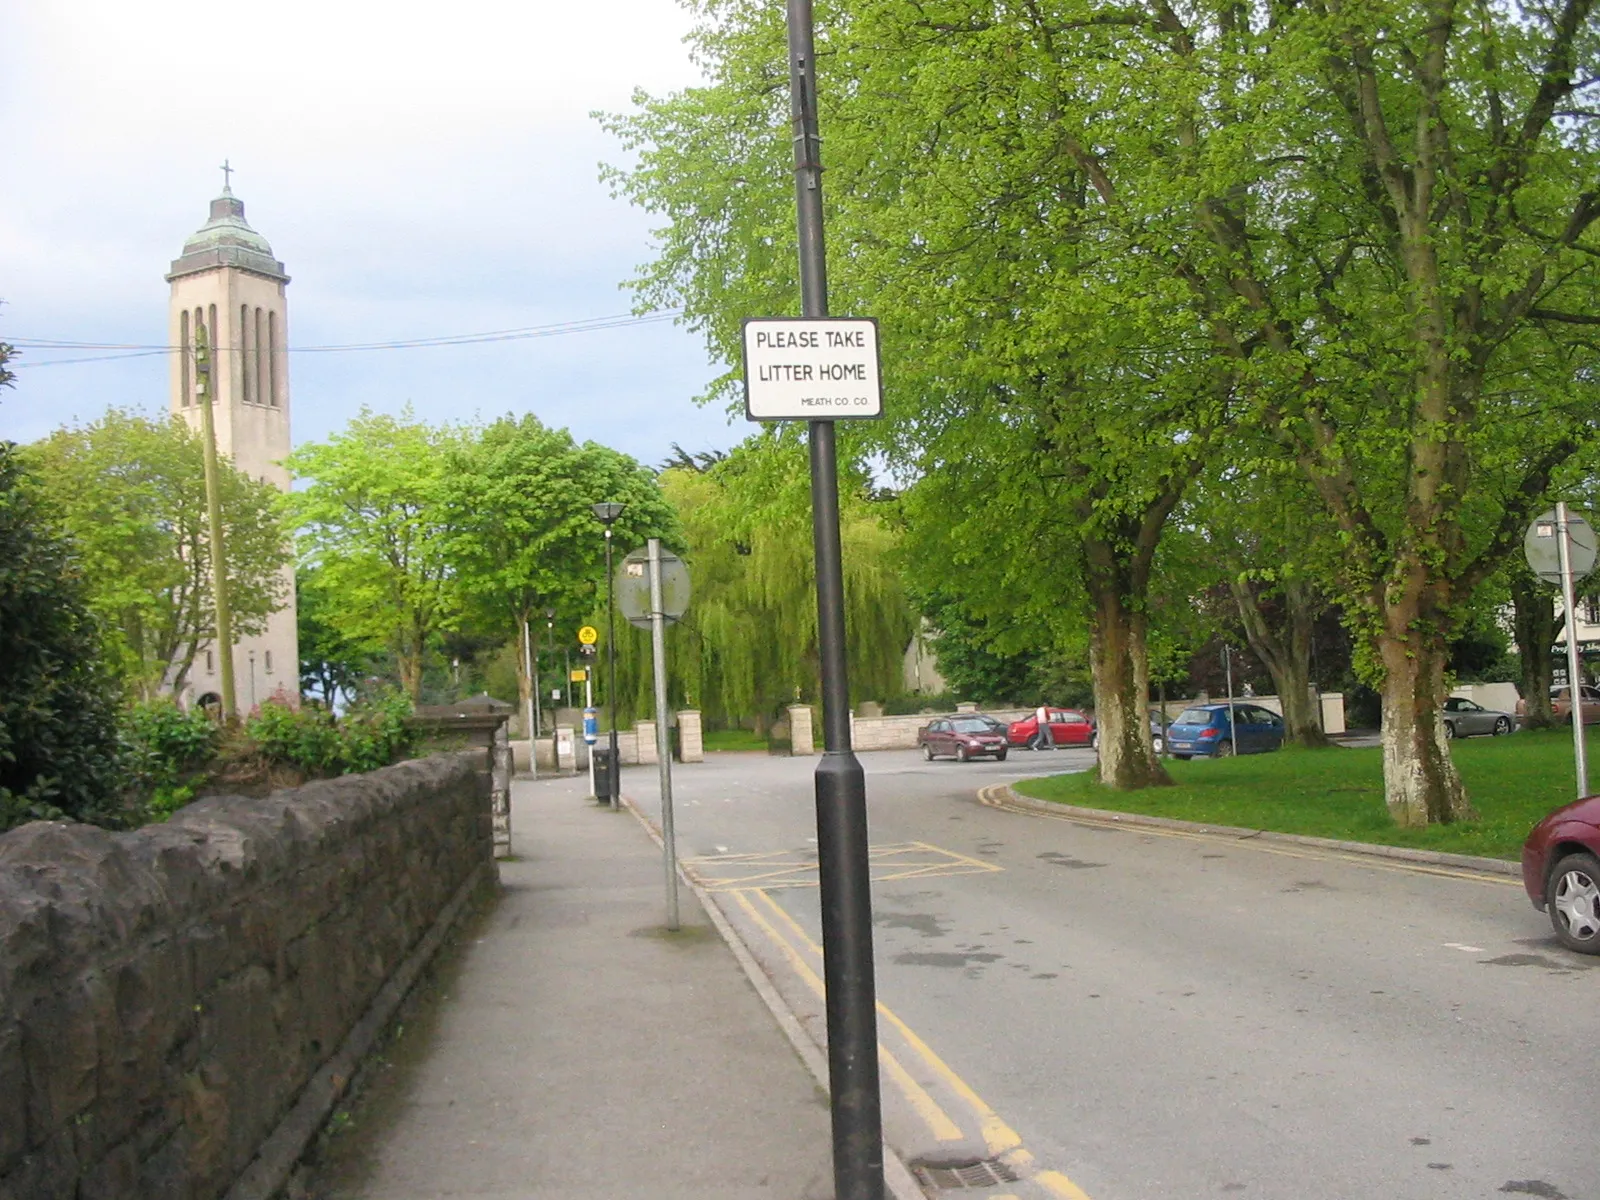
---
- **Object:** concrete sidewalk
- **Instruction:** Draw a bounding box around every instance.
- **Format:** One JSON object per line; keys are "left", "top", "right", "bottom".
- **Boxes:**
{"left": 305, "top": 773, "right": 838, "bottom": 1199}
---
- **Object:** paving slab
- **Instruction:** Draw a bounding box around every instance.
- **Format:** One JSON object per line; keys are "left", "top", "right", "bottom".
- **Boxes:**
{"left": 307, "top": 772, "right": 836, "bottom": 1200}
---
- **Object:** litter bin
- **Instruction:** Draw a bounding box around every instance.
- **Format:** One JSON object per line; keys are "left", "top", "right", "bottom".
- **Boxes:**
{"left": 593, "top": 747, "right": 616, "bottom": 802}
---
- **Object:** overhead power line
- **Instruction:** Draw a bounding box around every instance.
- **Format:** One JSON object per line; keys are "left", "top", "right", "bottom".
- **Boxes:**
{"left": 8, "top": 310, "right": 684, "bottom": 368}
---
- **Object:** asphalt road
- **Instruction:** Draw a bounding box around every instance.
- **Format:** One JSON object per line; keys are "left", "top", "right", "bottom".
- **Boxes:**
{"left": 622, "top": 747, "right": 1597, "bottom": 1200}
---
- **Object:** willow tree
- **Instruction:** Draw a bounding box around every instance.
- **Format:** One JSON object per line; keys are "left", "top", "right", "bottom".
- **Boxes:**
{"left": 643, "top": 435, "right": 914, "bottom": 731}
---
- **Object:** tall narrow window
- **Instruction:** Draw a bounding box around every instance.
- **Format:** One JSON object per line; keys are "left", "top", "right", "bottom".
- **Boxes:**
{"left": 264, "top": 650, "right": 273, "bottom": 674}
{"left": 267, "top": 311, "right": 278, "bottom": 407}
{"left": 240, "top": 304, "right": 251, "bottom": 403}
{"left": 195, "top": 308, "right": 206, "bottom": 401}
{"left": 180, "top": 310, "right": 191, "bottom": 405}
{"left": 255, "top": 307, "right": 266, "bottom": 407}
{"left": 206, "top": 650, "right": 215, "bottom": 674}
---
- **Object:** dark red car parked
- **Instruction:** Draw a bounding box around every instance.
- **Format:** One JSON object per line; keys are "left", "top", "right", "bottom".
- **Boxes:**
{"left": 1521, "top": 794, "right": 1600, "bottom": 953}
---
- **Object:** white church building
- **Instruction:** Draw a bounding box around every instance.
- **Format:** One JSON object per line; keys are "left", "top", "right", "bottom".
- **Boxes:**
{"left": 167, "top": 177, "right": 299, "bottom": 711}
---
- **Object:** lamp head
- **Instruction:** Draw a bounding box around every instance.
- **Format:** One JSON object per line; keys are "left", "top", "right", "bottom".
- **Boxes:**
{"left": 591, "top": 501, "right": 625, "bottom": 525}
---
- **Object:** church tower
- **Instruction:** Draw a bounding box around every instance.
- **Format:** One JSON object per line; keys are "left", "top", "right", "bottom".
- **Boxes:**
{"left": 168, "top": 172, "right": 299, "bottom": 710}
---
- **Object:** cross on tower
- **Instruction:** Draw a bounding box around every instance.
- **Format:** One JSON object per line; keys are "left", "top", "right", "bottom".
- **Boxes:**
{"left": 220, "top": 159, "right": 234, "bottom": 191}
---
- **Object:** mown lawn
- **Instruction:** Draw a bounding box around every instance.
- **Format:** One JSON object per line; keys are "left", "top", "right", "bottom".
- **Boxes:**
{"left": 1013, "top": 728, "right": 1590, "bottom": 861}
{"left": 702, "top": 728, "right": 771, "bottom": 752}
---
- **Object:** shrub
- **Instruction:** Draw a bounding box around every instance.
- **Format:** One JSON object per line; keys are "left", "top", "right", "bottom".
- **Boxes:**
{"left": 0, "top": 445, "right": 128, "bottom": 832}
{"left": 123, "top": 699, "right": 220, "bottom": 819}
{"left": 242, "top": 690, "right": 415, "bottom": 777}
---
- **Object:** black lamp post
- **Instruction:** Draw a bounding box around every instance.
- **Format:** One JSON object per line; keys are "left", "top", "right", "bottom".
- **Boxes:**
{"left": 592, "top": 501, "right": 625, "bottom": 806}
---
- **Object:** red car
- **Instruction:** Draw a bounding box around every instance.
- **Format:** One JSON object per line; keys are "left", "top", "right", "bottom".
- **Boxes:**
{"left": 918, "top": 716, "right": 1009, "bottom": 762}
{"left": 1006, "top": 707, "right": 1095, "bottom": 749}
{"left": 1521, "top": 794, "right": 1600, "bottom": 953}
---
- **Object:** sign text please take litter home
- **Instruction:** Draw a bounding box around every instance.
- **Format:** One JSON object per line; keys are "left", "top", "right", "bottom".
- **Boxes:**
{"left": 741, "top": 318, "right": 883, "bottom": 421}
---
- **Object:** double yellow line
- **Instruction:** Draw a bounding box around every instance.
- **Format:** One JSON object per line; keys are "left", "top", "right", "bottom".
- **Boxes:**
{"left": 728, "top": 886, "right": 1092, "bottom": 1200}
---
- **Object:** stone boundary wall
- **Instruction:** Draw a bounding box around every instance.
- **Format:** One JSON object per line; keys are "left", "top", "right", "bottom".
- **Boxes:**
{"left": 0, "top": 751, "right": 494, "bottom": 1200}
{"left": 848, "top": 708, "right": 1033, "bottom": 752}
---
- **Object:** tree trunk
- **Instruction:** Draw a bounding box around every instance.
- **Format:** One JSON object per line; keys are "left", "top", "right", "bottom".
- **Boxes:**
{"left": 1377, "top": 611, "right": 1476, "bottom": 826}
{"left": 1511, "top": 573, "right": 1557, "bottom": 729}
{"left": 1087, "top": 576, "right": 1171, "bottom": 789}
{"left": 1229, "top": 578, "right": 1330, "bottom": 748}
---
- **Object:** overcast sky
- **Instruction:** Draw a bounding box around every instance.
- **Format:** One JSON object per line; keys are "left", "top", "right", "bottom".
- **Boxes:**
{"left": 0, "top": 0, "right": 745, "bottom": 468}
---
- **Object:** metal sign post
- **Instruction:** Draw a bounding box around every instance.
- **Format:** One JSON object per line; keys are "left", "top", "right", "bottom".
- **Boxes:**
{"left": 618, "top": 543, "right": 691, "bottom": 931}
{"left": 1525, "top": 507, "right": 1597, "bottom": 798}
{"left": 648, "top": 540, "right": 680, "bottom": 931}
{"left": 1558, "top": 504, "right": 1590, "bottom": 797}
{"left": 733, "top": 4, "right": 887, "bottom": 1195}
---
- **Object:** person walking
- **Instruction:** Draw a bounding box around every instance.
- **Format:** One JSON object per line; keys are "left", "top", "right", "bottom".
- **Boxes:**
{"left": 1029, "top": 706, "right": 1055, "bottom": 751}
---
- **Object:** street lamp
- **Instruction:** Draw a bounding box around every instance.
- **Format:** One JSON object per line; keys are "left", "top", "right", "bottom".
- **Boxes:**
{"left": 592, "top": 502, "right": 626, "bottom": 806}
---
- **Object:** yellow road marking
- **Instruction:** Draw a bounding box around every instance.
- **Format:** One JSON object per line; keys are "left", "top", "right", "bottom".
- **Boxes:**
{"left": 979, "top": 785, "right": 1519, "bottom": 888}
{"left": 1034, "top": 1170, "right": 1095, "bottom": 1199}
{"left": 728, "top": 889, "right": 964, "bottom": 1143}
{"left": 685, "top": 840, "right": 1002, "bottom": 891}
{"left": 752, "top": 890, "right": 1024, "bottom": 1158}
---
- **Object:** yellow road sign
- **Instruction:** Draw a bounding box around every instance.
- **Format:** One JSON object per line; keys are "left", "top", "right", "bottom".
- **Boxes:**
{"left": 570, "top": 669, "right": 587, "bottom": 683}
{"left": 577, "top": 625, "right": 599, "bottom": 645}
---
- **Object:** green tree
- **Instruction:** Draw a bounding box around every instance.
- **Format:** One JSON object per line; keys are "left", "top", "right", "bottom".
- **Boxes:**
{"left": 288, "top": 408, "right": 465, "bottom": 700}
{"left": 0, "top": 444, "right": 127, "bottom": 831}
{"left": 297, "top": 565, "right": 381, "bottom": 707}
{"left": 444, "top": 414, "right": 679, "bottom": 726}
{"left": 606, "top": 0, "right": 1600, "bottom": 819}
{"left": 23, "top": 409, "right": 289, "bottom": 699}
{"left": 602, "top": 5, "right": 1233, "bottom": 788}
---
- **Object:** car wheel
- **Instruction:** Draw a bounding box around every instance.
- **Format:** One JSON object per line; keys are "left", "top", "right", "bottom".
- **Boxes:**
{"left": 1152, "top": 735, "right": 1165, "bottom": 754}
{"left": 1215, "top": 739, "right": 1235, "bottom": 758}
{"left": 1088, "top": 731, "right": 1098, "bottom": 749}
{"left": 1443, "top": 721, "right": 1455, "bottom": 740}
{"left": 1547, "top": 852, "right": 1600, "bottom": 954}
{"left": 1493, "top": 716, "right": 1511, "bottom": 736}
{"left": 995, "top": 750, "right": 1007, "bottom": 762}
{"left": 956, "top": 745, "right": 969, "bottom": 763}
{"left": 921, "top": 744, "right": 934, "bottom": 761}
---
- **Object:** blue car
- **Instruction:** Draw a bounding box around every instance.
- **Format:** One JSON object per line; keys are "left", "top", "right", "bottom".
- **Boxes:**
{"left": 1165, "top": 703, "right": 1285, "bottom": 759}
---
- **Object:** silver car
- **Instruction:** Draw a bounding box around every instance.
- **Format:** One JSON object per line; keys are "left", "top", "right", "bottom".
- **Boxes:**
{"left": 1441, "top": 696, "right": 1516, "bottom": 739}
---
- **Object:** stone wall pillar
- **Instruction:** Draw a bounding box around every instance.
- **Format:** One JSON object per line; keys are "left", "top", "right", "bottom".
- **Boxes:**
{"left": 555, "top": 725, "right": 577, "bottom": 773}
{"left": 635, "top": 720, "right": 658, "bottom": 764}
{"left": 788, "top": 704, "right": 815, "bottom": 756}
{"left": 677, "top": 710, "right": 703, "bottom": 762}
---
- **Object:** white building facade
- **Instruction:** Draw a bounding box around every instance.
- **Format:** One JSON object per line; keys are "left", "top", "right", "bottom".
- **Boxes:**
{"left": 167, "top": 182, "right": 299, "bottom": 710}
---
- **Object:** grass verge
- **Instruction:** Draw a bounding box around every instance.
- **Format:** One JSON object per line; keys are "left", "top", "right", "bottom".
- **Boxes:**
{"left": 703, "top": 728, "right": 771, "bottom": 753}
{"left": 1012, "top": 728, "right": 1589, "bottom": 861}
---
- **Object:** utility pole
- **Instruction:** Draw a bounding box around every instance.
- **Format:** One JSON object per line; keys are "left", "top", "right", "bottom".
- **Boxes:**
{"left": 785, "top": 3, "right": 884, "bottom": 1195}
{"left": 194, "top": 321, "right": 237, "bottom": 721}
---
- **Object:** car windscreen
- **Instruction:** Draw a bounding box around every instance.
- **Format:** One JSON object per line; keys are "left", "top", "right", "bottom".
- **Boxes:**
{"left": 1174, "top": 708, "right": 1216, "bottom": 726}
{"left": 951, "top": 718, "right": 993, "bottom": 733}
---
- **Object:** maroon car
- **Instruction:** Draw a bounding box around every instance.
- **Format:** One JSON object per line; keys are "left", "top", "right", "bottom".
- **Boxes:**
{"left": 1521, "top": 794, "right": 1600, "bottom": 953}
{"left": 918, "top": 716, "right": 1009, "bottom": 762}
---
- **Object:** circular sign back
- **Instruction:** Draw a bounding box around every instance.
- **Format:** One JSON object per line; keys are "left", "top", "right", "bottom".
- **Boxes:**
{"left": 616, "top": 547, "right": 691, "bottom": 630}
{"left": 1524, "top": 510, "right": 1598, "bottom": 584}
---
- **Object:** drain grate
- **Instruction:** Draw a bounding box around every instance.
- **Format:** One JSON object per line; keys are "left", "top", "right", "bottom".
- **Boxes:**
{"left": 913, "top": 1156, "right": 1021, "bottom": 1190}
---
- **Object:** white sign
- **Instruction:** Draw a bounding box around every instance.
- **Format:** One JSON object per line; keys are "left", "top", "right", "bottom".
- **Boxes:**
{"left": 741, "top": 317, "right": 883, "bottom": 421}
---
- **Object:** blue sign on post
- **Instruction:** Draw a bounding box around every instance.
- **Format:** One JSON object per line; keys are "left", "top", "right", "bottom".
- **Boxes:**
{"left": 583, "top": 707, "right": 598, "bottom": 745}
